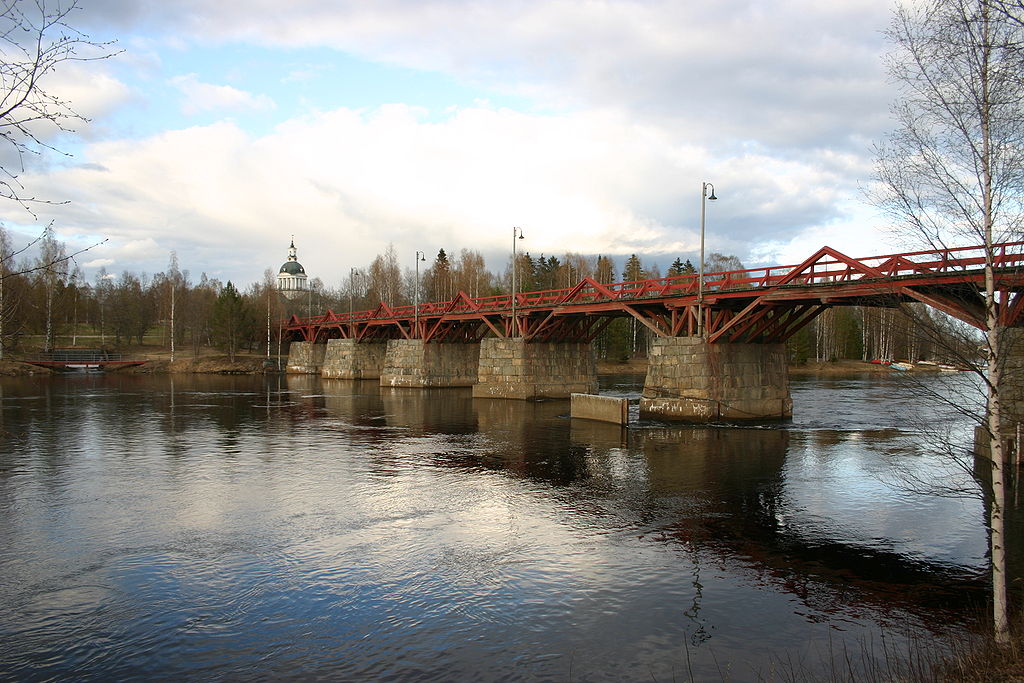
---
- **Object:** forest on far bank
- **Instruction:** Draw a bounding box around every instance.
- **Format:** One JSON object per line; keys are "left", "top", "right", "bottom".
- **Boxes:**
{"left": 0, "top": 229, "right": 979, "bottom": 365}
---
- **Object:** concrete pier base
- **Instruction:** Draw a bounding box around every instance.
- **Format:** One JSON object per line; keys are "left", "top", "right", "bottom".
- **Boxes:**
{"left": 379, "top": 339, "right": 480, "bottom": 387}
{"left": 286, "top": 341, "right": 326, "bottom": 374}
{"left": 321, "top": 339, "right": 387, "bottom": 379}
{"left": 640, "top": 337, "right": 791, "bottom": 421}
{"left": 472, "top": 338, "right": 597, "bottom": 400}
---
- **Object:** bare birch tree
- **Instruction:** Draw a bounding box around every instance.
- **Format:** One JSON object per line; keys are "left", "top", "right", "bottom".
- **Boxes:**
{"left": 874, "top": 0, "right": 1024, "bottom": 643}
{"left": 0, "top": 0, "right": 113, "bottom": 323}
{"left": 0, "top": 223, "right": 9, "bottom": 358}
{"left": 0, "top": 0, "right": 118, "bottom": 209}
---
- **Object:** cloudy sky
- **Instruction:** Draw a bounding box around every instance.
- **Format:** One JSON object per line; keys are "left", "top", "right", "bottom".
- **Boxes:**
{"left": 1, "top": 0, "right": 902, "bottom": 288}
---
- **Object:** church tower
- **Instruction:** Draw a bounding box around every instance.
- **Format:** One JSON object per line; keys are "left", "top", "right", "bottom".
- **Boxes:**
{"left": 277, "top": 237, "right": 309, "bottom": 299}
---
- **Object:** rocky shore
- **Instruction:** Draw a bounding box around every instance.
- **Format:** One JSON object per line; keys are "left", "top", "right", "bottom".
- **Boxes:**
{"left": 0, "top": 360, "right": 55, "bottom": 376}
{"left": 115, "top": 355, "right": 277, "bottom": 375}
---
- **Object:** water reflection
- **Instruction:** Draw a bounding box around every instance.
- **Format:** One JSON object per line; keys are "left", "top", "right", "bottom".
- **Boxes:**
{"left": 0, "top": 372, "right": 1005, "bottom": 681}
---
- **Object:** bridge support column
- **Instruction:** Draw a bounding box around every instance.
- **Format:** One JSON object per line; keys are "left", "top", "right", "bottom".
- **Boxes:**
{"left": 472, "top": 338, "right": 597, "bottom": 400}
{"left": 380, "top": 339, "right": 480, "bottom": 387}
{"left": 999, "top": 329, "right": 1024, "bottom": 427}
{"left": 321, "top": 339, "right": 387, "bottom": 379}
{"left": 640, "top": 337, "right": 791, "bottom": 421}
{"left": 286, "top": 341, "right": 327, "bottom": 374}
{"left": 976, "top": 328, "right": 1024, "bottom": 460}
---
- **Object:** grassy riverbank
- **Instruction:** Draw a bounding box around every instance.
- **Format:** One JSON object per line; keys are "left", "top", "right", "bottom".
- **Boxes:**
{"left": 0, "top": 359, "right": 55, "bottom": 375}
{"left": 933, "top": 633, "right": 1024, "bottom": 682}
{"left": 0, "top": 346, "right": 278, "bottom": 376}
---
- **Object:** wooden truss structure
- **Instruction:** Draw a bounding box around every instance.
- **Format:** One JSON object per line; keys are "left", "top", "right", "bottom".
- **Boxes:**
{"left": 284, "top": 242, "right": 1024, "bottom": 345}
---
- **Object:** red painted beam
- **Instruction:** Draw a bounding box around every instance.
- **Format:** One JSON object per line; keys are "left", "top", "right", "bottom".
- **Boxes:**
{"left": 283, "top": 242, "right": 1024, "bottom": 344}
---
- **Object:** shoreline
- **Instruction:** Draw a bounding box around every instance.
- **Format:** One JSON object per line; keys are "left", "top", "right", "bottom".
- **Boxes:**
{"left": 0, "top": 355, "right": 938, "bottom": 378}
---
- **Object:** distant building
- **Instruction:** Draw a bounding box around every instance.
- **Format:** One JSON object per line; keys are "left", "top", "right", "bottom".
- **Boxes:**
{"left": 277, "top": 238, "right": 309, "bottom": 299}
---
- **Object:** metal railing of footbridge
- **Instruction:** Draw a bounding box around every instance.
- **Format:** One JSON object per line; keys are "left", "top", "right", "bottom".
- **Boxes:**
{"left": 287, "top": 240, "right": 1024, "bottom": 328}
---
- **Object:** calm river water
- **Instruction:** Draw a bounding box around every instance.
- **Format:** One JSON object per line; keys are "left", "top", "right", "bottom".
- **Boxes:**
{"left": 0, "top": 371, "right": 1009, "bottom": 681}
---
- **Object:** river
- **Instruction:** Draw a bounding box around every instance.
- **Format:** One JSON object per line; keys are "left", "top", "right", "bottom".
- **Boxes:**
{"left": 0, "top": 371, "right": 1007, "bottom": 681}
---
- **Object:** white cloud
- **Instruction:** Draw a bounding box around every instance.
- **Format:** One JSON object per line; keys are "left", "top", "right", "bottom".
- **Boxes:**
{"left": 170, "top": 74, "right": 276, "bottom": 115}
{"left": 96, "top": 0, "right": 893, "bottom": 151}
{"left": 38, "top": 0, "right": 906, "bottom": 284}
{"left": 49, "top": 65, "right": 134, "bottom": 123}
{"left": 0, "top": 101, "right": 884, "bottom": 285}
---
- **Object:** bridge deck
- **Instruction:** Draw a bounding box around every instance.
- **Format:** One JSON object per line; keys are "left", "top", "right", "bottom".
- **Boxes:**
{"left": 284, "top": 241, "right": 1024, "bottom": 344}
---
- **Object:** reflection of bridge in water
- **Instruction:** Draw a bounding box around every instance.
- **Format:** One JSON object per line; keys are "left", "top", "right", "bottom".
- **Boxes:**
{"left": 290, "top": 376, "right": 992, "bottom": 628}
{"left": 283, "top": 242, "right": 1024, "bottom": 422}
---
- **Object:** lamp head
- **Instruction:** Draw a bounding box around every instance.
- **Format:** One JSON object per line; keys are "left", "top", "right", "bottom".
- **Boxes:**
{"left": 708, "top": 189, "right": 717, "bottom": 201}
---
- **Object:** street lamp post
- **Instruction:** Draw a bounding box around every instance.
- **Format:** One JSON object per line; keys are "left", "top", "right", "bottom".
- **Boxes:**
{"left": 348, "top": 267, "right": 360, "bottom": 338}
{"left": 511, "top": 227, "right": 524, "bottom": 338}
{"left": 698, "top": 181, "right": 717, "bottom": 338}
{"left": 414, "top": 250, "right": 425, "bottom": 338}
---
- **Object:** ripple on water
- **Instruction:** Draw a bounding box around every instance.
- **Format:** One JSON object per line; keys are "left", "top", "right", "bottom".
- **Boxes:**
{"left": 0, "top": 373, "right": 999, "bottom": 681}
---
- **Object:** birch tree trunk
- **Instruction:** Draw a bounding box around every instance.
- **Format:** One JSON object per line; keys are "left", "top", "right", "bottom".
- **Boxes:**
{"left": 874, "top": 0, "right": 1023, "bottom": 643}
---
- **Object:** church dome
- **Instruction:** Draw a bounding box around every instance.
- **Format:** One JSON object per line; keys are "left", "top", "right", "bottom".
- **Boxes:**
{"left": 277, "top": 238, "right": 309, "bottom": 299}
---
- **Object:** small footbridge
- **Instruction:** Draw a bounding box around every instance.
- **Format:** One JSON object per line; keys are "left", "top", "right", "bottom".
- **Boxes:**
{"left": 23, "top": 348, "right": 146, "bottom": 372}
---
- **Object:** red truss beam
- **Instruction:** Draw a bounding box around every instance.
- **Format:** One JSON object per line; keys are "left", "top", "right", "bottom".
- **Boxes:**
{"left": 281, "top": 241, "right": 1024, "bottom": 344}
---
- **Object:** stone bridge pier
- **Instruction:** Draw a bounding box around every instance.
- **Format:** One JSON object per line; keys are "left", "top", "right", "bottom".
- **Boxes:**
{"left": 321, "top": 338, "right": 387, "bottom": 379}
{"left": 288, "top": 335, "right": 793, "bottom": 421}
{"left": 286, "top": 341, "right": 327, "bottom": 374}
{"left": 472, "top": 338, "right": 598, "bottom": 400}
{"left": 640, "top": 337, "right": 792, "bottom": 421}
{"left": 380, "top": 339, "right": 480, "bottom": 387}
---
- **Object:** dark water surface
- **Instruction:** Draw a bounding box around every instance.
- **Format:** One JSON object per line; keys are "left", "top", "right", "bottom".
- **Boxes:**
{"left": 0, "top": 371, "right": 1000, "bottom": 680}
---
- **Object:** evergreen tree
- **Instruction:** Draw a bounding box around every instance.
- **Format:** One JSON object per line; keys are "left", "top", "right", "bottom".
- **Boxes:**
{"left": 428, "top": 248, "right": 452, "bottom": 301}
{"left": 622, "top": 254, "right": 643, "bottom": 282}
{"left": 211, "top": 281, "right": 254, "bottom": 362}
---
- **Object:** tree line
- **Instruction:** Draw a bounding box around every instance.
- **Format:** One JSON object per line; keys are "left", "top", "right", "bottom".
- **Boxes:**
{"left": 0, "top": 225, "right": 272, "bottom": 362}
{"left": 0, "top": 224, "right": 980, "bottom": 366}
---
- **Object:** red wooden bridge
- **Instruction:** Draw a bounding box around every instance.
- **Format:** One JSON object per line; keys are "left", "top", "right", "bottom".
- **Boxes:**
{"left": 283, "top": 242, "right": 1024, "bottom": 345}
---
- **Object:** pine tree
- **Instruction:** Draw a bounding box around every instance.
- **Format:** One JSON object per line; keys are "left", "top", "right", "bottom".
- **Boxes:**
{"left": 211, "top": 281, "right": 254, "bottom": 362}
{"left": 622, "top": 254, "right": 643, "bottom": 282}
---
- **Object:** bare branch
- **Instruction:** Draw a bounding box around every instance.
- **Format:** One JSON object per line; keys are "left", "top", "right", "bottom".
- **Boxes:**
{"left": 0, "top": 221, "right": 105, "bottom": 280}
{"left": 0, "top": 0, "right": 120, "bottom": 212}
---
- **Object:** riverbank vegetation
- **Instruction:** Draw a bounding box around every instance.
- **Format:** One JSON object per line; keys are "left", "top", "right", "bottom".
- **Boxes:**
{"left": 0, "top": 225, "right": 986, "bottom": 370}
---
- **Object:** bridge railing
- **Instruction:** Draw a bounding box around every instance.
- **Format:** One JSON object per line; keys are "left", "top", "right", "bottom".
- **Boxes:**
{"left": 29, "top": 351, "right": 133, "bottom": 363}
{"left": 286, "top": 241, "right": 1024, "bottom": 328}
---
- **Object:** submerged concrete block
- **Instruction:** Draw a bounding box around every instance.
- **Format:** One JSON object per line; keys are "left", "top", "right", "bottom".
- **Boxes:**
{"left": 571, "top": 393, "right": 628, "bottom": 425}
